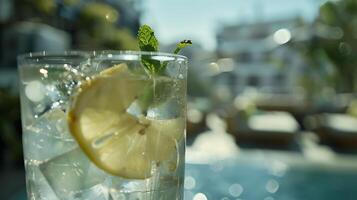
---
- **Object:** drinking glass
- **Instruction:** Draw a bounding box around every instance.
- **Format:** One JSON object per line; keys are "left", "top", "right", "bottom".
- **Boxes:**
{"left": 18, "top": 51, "right": 187, "bottom": 200}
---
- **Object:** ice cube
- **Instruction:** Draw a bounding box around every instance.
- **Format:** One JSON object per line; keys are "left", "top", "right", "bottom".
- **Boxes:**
{"left": 109, "top": 187, "right": 180, "bottom": 200}
{"left": 109, "top": 190, "right": 147, "bottom": 200}
{"left": 126, "top": 100, "right": 145, "bottom": 117}
{"left": 43, "top": 64, "right": 85, "bottom": 110}
{"left": 157, "top": 186, "right": 182, "bottom": 200}
{"left": 25, "top": 160, "right": 59, "bottom": 200}
{"left": 55, "top": 64, "right": 89, "bottom": 94}
{"left": 106, "top": 175, "right": 150, "bottom": 193}
{"left": 147, "top": 98, "right": 183, "bottom": 120}
{"left": 46, "top": 84, "right": 65, "bottom": 107}
{"left": 33, "top": 103, "right": 47, "bottom": 115}
{"left": 23, "top": 130, "right": 76, "bottom": 161}
{"left": 23, "top": 108, "right": 76, "bottom": 161}
{"left": 40, "top": 148, "right": 106, "bottom": 199}
{"left": 69, "top": 184, "right": 109, "bottom": 200}
{"left": 107, "top": 164, "right": 182, "bottom": 200}
{"left": 106, "top": 173, "right": 165, "bottom": 199}
{"left": 25, "top": 83, "right": 66, "bottom": 117}
{"left": 35, "top": 108, "right": 72, "bottom": 140}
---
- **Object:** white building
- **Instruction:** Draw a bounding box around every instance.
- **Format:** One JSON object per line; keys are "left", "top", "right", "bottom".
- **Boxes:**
{"left": 215, "top": 18, "right": 307, "bottom": 95}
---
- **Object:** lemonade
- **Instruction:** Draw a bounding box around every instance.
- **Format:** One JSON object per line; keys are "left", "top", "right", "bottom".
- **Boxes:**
{"left": 18, "top": 51, "right": 187, "bottom": 200}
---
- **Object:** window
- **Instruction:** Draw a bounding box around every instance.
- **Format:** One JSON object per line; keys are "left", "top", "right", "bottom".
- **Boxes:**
{"left": 237, "top": 52, "right": 252, "bottom": 63}
{"left": 247, "top": 75, "right": 260, "bottom": 87}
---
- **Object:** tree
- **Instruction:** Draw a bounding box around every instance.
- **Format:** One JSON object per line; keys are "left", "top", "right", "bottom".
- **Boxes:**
{"left": 307, "top": 0, "right": 357, "bottom": 93}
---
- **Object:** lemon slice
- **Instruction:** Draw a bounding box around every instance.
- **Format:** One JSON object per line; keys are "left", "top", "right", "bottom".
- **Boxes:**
{"left": 68, "top": 64, "right": 184, "bottom": 179}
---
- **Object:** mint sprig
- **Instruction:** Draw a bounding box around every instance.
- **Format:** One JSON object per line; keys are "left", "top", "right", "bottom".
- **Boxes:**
{"left": 137, "top": 24, "right": 192, "bottom": 75}
{"left": 137, "top": 25, "right": 161, "bottom": 73}
{"left": 174, "top": 40, "right": 192, "bottom": 54}
{"left": 138, "top": 25, "right": 159, "bottom": 52}
{"left": 135, "top": 25, "right": 191, "bottom": 114}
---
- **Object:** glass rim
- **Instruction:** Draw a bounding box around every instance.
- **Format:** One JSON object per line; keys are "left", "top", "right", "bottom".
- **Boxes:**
{"left": 17, "top": 50, "right": 188, "bottom": 62}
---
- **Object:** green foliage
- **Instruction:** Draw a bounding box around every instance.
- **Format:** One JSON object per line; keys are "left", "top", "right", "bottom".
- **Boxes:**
{"left": 320, "top": 2, "right": 339, "bottom": 25}
{"left": 14, "top": 0, "right": 138, "bottom": 51}
{"left": 63, "top": 0, "right": 80, "bottom": 6}
{"left": 135, "top": 25, "right": 191, "bottom": 113}
{"left": 80, "top": 2, "right": 119, "bottom": 24}
{"left": 174, "top": 40, "right": 192, "bottom": 54}
{"left": 137, "top": 25, "right": 161, "bottom": 73}
{"left": 137, "top": 25, "right": 192, "bottom": 75}
{"left": 348, "top": 99, "right": 357, "bottom": 117}
{"left": 304, "top": 0, "right": 357, "bottom": 92}
{"left": 138, "top": 25, "right": 159, "bottom": 52}
{"left": 32, "top": 0, "right": 56, "bottom": 15}
{"left": 103, "top": 28, "right": 139, "bottom": 51}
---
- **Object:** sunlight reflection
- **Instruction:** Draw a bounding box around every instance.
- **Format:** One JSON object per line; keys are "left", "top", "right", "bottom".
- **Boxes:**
{"left": 193, "top": 192, "right": 208, "bottom": 200}
{"left": 228, "top": 183, "right": 243, "bottom": 197}
{"left": 273, "top": 28, "right": 291, "bottom": 44}
{"left": 184, "top": 176, "right": 196, "bottom": 190}
{"left": 265, "top": 179, "right": 279, "bottom": 194}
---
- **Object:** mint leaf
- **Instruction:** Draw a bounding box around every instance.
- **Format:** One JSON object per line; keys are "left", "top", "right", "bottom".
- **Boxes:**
{"left": 161, "top": 40, "right": 192, "bottom": 70}
{"left": 138, "top": 25, "right": 161, "bottom": 74}
{"left": 141, "top": 57, "right": 161, "bottom": 74}
{"left": 137, "top": 25, "right": 192, "bottom": 75}
{"left": 138, "top": 25, "right": 159, "bottom": 52}
{"left": 135, "top": 25, "right": 191, "bottom": 114}
{"left": 173, "top": 40, "right": 192, "bottom": 54}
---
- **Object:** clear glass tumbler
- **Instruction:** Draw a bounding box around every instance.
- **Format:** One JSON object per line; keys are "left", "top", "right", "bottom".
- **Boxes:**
{"left": 18, "top": 51, "right": 187, "bottom": 200}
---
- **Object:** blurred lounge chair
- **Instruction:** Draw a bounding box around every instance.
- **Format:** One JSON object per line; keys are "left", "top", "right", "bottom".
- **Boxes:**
{"left": 229, "top": 111, "right": 299, "bottom": 150}
{"left": 304, "top": 114, "right": 357, "bottom": 152}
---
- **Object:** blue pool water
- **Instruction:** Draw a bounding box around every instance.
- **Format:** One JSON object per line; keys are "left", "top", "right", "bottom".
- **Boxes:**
{"left": 6, "top": 151, "right": 357, "bottom": 200}
{"left": 185, "top": 161, "right": 357, "bottom": 200}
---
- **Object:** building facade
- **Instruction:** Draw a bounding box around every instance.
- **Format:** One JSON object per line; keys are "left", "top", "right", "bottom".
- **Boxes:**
{"left": 215, "top": 18, "right": 307, "bottom": 95}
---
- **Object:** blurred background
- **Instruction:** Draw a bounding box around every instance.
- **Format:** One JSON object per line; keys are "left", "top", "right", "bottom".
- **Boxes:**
{"left": 1, "top": 0, "right": 357, "bottom": 199}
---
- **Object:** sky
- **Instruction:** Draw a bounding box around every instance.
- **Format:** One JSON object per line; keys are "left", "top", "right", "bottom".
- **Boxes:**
{"left": 140, "top": 0, "right": 325, "bottom": 50}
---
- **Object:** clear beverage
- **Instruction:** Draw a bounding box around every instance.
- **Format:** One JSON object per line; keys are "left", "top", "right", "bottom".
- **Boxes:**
{"left": 18, "top": 51, "right": 187, "bottom": 200}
